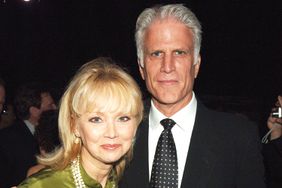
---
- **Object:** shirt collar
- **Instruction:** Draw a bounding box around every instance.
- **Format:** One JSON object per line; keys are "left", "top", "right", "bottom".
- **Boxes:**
{"left": 149, "top": 92, "right": 197, "bottom": 131}
{"left": 24, "top": 120, "right": 36, "bottom": 135}
{"left": 171, "top": 93, "right": 197, "bottom": 131}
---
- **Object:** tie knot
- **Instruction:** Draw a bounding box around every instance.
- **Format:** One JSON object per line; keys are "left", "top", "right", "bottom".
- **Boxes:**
{"left": 160, "top": 118, "right": 176, "bottom": 130}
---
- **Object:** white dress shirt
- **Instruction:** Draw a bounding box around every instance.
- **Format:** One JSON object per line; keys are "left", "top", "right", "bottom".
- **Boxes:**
{"left": 24, "top": 120, "right": 36, "bottom": 135}
{"left": 148, "top": 92, "right": 197, "bottom": 188}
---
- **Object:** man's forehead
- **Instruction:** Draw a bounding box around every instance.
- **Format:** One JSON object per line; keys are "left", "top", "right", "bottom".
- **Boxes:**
{"left": 41, "top": 92, "right": 50, "bottom": 97}
{"left": 41, "top": 92, "right": 53, "bottom": 101}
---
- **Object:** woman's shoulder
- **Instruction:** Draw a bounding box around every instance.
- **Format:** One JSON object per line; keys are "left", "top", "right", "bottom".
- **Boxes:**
{"left": 18, "top": 166, "right": 73, "bottom": 188}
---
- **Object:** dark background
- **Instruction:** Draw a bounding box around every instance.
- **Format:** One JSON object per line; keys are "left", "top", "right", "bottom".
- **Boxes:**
{"left": 0, "top": 0, "right": 281, "bottom": 132}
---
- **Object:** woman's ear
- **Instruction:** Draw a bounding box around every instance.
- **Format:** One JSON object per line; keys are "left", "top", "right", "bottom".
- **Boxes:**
{"left": 70, "top": 115, "right": 78, "bottom": 135}
{"left": 73, "top": 122, "right": 80, "bottom": 137}
{"left": 74, "top": 129, "right": 80, "bottom": 138}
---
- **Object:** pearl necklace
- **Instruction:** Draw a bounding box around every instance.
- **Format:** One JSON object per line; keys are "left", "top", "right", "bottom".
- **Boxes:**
{"left": 71, "top": 156, "right": 86, "bottom": 188}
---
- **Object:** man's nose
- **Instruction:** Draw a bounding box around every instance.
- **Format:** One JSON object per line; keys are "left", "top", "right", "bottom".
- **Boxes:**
{"left": 52, "top": 104, "right": 57, "bottom": 110}
{"left": 161, "top": 54, "right": 175, "bottom": 73}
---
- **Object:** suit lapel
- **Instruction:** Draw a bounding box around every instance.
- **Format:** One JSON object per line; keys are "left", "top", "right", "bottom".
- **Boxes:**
{"left": 121, "top": 100, "right": 150, "bottom": 188}
{"left": 181, "top": 101, "right": 219, "bottom": 188}
{"left": 123, "top": 100, "right": 220, "bottom": 188}
{"left": 132, "top": 118, "right": 150, "bottom": 187}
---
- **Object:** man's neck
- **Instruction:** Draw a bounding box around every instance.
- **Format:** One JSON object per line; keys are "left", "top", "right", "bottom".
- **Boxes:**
{"left": 27, "top": 117, "right": 38, "bottom": 126}
{"left": 152, "top": 95, "right": 193, "bottom": 117}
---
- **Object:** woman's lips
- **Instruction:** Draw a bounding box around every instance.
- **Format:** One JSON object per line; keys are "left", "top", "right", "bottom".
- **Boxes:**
{"left": 101, "top": 144, "right": 121, "bottom": 150}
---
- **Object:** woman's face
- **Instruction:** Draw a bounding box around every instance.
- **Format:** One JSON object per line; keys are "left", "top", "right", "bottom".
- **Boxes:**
{"left": 75, "top": 110, "right": 137, "bottom": 167}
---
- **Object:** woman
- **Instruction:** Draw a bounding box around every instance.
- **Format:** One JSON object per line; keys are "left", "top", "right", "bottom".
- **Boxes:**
{"left": 18, "top": 57, "right": 143, "bottom": 188}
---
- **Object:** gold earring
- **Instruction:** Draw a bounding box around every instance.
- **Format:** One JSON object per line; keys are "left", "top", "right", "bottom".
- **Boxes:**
{"left": 74, "top": 135, "right": 80, "bottom": 144}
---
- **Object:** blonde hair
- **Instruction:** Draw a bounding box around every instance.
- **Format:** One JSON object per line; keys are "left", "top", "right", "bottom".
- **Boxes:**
{"left": 38, "top": 57, "right": 143, "bottom": 180}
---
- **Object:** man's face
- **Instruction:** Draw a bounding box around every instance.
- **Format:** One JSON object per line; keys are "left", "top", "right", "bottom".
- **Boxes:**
{"left": 0, "top": 86, "right": 6, "bottom": 113}
{"left": 29, "top": 92, "right": 56, "bottom": 125}
{"left": 139, "top": 18, "right": 201, "bottom": 116}
{"left": 40, "top": 92, "right": 57, "bottom": 112}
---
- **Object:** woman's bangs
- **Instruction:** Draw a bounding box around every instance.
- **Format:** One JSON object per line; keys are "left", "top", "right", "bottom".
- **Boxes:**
{"left": 70, "top": 77, "right": 98, "bottom": 115}
{"left": 73, "top": 79, "right": 137, "bottom": 115}
{"left": 93, "top": 82, "right": 137, "bottom": 115}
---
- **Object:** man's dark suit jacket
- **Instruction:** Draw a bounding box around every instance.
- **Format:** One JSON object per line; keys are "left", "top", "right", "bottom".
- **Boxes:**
{"left": 0, "top": 120, "right": 39, "bottom": 188}
{"left": 120, "top": 100, "right": 265, "bottom": 188}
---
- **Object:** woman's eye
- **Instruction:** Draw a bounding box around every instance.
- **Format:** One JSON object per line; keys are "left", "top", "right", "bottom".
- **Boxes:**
{"left": 118, "top": 116, "right": 131, "bottom": 122}
{"left": 89, "top": 116, "right": 102, "bottom": 123}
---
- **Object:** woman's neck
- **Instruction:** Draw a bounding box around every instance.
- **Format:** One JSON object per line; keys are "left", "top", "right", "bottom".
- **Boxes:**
{"left": 80, "top": 152, "right": 113, "bottom": 187}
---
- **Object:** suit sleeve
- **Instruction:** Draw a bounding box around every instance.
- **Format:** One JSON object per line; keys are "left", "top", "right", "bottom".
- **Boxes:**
{"left": 236, "top": 121, "right": 266, "bottom": 188}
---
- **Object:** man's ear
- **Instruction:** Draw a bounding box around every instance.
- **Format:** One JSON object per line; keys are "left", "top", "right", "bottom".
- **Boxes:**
{"left": 138, "top": 60, "right": 145, "bottom": 80}
{"left": 194, "top": 55, "right": 201, "bottom": 78}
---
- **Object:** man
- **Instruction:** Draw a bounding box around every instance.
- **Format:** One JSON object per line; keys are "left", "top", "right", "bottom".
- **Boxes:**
{"left": 0, "top": 78, "right": 13, "bottom": 130}
{"left": 0, "top": 78, "right": 6, "bottom": 117}
{"left": 263, "top": 95, "right": 282, "bottom": 188}
{"left": 120, "top": 4, "right": 265, "bottom": 188}
{"left": 0, "top": 82, "right": 57, "bottom": 188}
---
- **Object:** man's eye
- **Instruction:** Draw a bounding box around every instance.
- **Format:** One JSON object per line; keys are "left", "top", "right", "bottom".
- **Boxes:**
{"left": 118, "top": 116, "right": 131, "bottom": 122}
{"left": 175, "top": 50, "right": 186, "bottom": 55}
{"left": 89, "top": 116, "right": 102, "bottom": 123}
{"left": 151, "top": 51, "right": 162, "bottom": 57}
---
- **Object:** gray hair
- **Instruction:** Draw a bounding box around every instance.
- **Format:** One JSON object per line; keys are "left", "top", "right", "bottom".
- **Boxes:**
{"left": 135, "top": 4, "right": 202, "bottom": 66}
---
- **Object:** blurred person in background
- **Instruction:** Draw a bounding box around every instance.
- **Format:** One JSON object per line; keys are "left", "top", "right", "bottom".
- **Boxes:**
{"left": 26, "top": 109, "right": 61, "bottom": 177}
{"left": 0, "top": 77, "right": 16, "bottom": 130}
{"left": 0, "top": 78, "right": 5, "bottom": 116}
{"left": 0, "top": 82, "right": 57, "bottom": 188}
{"left": 263, "top": 95, "right": 282, "bottom": 188}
